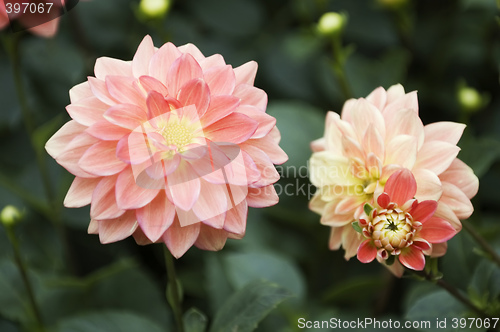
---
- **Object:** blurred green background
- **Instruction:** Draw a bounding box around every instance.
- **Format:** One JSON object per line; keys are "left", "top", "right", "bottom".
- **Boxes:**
{"left": 1, "top": 0, "right": 500, "bottom": 331}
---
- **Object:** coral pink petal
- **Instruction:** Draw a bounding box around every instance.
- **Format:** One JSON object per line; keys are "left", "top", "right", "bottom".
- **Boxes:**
{"left": 247, "top": 185, "right": 279, "bottom": 208}
{"left": 66, "top": 97, "right": 109, "bottom": 127}
{"left": 94, "top": 57, "right": 132, "bottom": 80}
{"left": 439, "top": 159, "right": 479, "bottom": 199}
{"left": 136, "top": 191, "right": 175, "bottom": 242}
{"left": 88, "top": 77, "right": 117, "bottom": 106}
{"left": 204, "top": 113, "right": 258, "bottom": 144}
{"left": 241, "top": 134, "right": 288, "bottom": 165}
{"left": 90, "top": 175, "right": 125, "bottom": 220}
{"left": 440, "top": 182, "right": 474, "bottom": 219}
{"left": 195, "top": 225, "right": 228, "bottom": 251}
{"left": 419, "top": 217, "right": 457, "bottom": 243}
{"left": 69, "top": 81, "right": 93, "bottom": 103}
{"left": 366, "top": 86, "right": 387, "bottom": 111}
{"left": 384, "top": 169, "right": 417, "bottom": 206}
{"left": 385, "top": 135, "right": 418, "bottom": 169}
{"left": 117, "top": 132, "right": 153, "bottom": 164}
{"left": 86, "top": 121, "right": 131, "bottom": 141}
{"left": 105, "top": 76, "right": 145, "bottom": 108}
{"left": 79, "top": 141, "right": 127, "bottom": 176}
{"left": 45, "top": 120, "right": 87, "bottom": 159}
{"left": 350, "top": 98, "right": 386, "bottom": 140}
{"left": 241, "top": 146, "right": 279, "bottom": 187}
{"left": 146, "top": 90, "right": 170, "bottom": 120}
{"left": 412, "top": 238, "right": 431, "bottom": 251}
{"left": 167, "top": 53, "right": 203, "bottom": 96}
{"left": 192, "top": 181, "right": 228, "bottom": 225}
{"left": 201, "top": 95, "right": 240, "bottom": 127}
{"left": 138, "top": 76, "right": 169, "bottom": 97}
{"left": 132, "top": 228, "right": 154, "bottom": 245}
{"left": 236, "top": 105, "right": 276, "bottom": 139}
{"left": 64, "top": 177, "right": 101, "bottom": 208}
{"left": 167, "top": 160, "right": 201, "bottom": 211}
{"left": 377, "top": 192, "right": 390, "bottom": 209}
{"left": 385, "top": 108, "right": 424, "bottom": 149}
{"left": 199, "top": 54, "right": 226, "bottom": 70}
{"left": 149, "top": 42, "right": 182, "bottom": 84}
{"left": 409, "top": 200, "right": 438, "bottom": 224}
{"left": 234, "top": 61, "right": 258, "bottom": 86}
{"left": 56, "top": 133, "right": 100, "bottom": 178}
{"left": 357, "top": 240, "right": 377, "bottom": 263}
{"left": 413, "top": 168, "right": 443, "bottom": 201}
{"left": 203, "top": 65, "right": 236, "bottom": 95}
{"left": 132, "top": 35, "right": 155, "bottom": 78}
{"left": 115, "top": 167, "right": 160, "bottom": 210}
{"left": 223, "top": 200, "right": 248, "bottom": 235}
{"left": 178, "top": 43, "right": 205, "bottom": 61}
{"left": 414, "top": 141, "right": 460, "bottom": 176}
{"left": 104, "top": 104, "right": 147, "bottom": 130}
{"left": 233, "top": 84, "right": 267, "bottom": 111}
{"left": 163, "top": 218, "right": 201, "bottom": 258}
{"left": 399, "top": 246, "right": 425, "bottom": 271}
{"left": 98, "top": 211, "right": 138, "bottom": 244}
{"left": 177, "top": 78, "right": 211, "bottom": 118}
{"left": 424, "top": 121, "right": 466, "bottom": 145}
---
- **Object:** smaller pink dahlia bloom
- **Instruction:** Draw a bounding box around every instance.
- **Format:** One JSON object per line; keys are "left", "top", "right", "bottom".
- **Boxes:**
{"left": 0, "top": 0, "right": 64, "bottom": 37}
{"left": 357, "top": 169, "right": 456, "bottom": 276}
{"left": 46, "top": 36, "right": 287, "bottom": 257}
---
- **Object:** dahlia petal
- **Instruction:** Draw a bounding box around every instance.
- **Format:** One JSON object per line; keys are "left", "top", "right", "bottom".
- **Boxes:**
{"left": 138, "top": 76, "right": 169, "bottom": 97}
{"left": 132, "top": 228, "right": 154, "bottom": 245}
{"left": 384, "top": 135, "right": 418, "bottom": 169}
{"left": 69, "top": 81, "right": 93, "bottom": 103}
{"left": 56, "top": 133, "right": 100, "bottom": 178}
{"left": 204, "top": 113, "right": 258, "bottom": 144}
{"left": 136, "top": 191, "right": 175, "bottom": 242}
{"left": 201, "top": 95, "right": 240, "bottom": 127}
{"left": 414, "top": 141, "right": 460, "bottom": 176}
{"left": 88, "top": 219, "right": 99, "bottom": 234}
{"left": 342, "top": 136, "right": 365, "bottom": 161}
{"left": 149, "top": 42, "right": 182, "bottom": 84}
{"left": 343, "top": 227, "right": 363, "bottom": 260}
{"left": 340, "top": 98, "right": 356, "bottom": 122}
{"left": 413, "top": 168, "right": 443, "bottom": 201}
{"left": 103, "top": 104, "right": 147, "bottom": 130}
{"left": 167, "top": 160, "right": 201, "bottom": 211}
{"left": 88, "top": 77, "right": 117, "bottom": 106}
{"left": 94, "top": 57, "right": 132, "bottom": 80}
{"left": 384, "top": 168, "right": 417, "bottom": 206}
{"left": 412, "top": 238, "right": 431, "bottom": 251}
{"left": 310, "top": 152, "right": 361, "bottom": 187}
{"left": 86, "top": 120, "right": 131, "bottom": 141}
{"left": 384, "top": 91, "right": 419, "bottom": 117}
{"left": 64, "top": 177, "right": 101, "bottom": 208}
{"left": 132, "top": 35, "right": 155, "bottom": 78}
{"left": 386, "top": 84, "right": 406, "bottom": 103}
{"left": 117, "top": 132, "right": 153, "bottom": 164}
{"left": 115, "top": 167, "right": 160, "bottom": 210}
{"left": 349, "top": 98, "right": 386, "bottom": 140}
{"left": 45, "top": 120, "right": 87, "bottom": 159}
{"left": 419, "top": 217, "right": 456, "bottom": 243}
{"left": 440, "top": 182, "right": 474, "bottom": 219}
{"left": 203, "top": 65, "right": 236, "bottom": 96}
{"left": 106, "top": 76, "right": 145, "bottom": 108}
{"left": 385, "top": 109, "right": 424, "bottom": 149}
{"left": 335, "top": 197, "right": 360, "bottom": 215}
{"left": 90, "top": 175, "right": 125, "bottom": 220}
{"left": 424, "top": 122, "right": 466, "bottom": 145}
{"left": 194, "top": 225, "right": 228, "bottom": 251}
{"left": 233, "top": 84, "right": 267, "bottom": 111}
{"left": 247, "top": 185, "right": 279, "bottom": 208}
{"left": 243, "top": 134, "right": 288, "bottom": 165}
{"left": 311, "top": 138, "right": 325, "bottom": 152}
{"left": 366, "top": 86, "right": 387, "bottom": 111}
{"left": 199, "top": 54, "right": 226, "bottom": 70}
{"left": 223, "top": 200, "right": 248, "bottom": 235}
{"left": 377, "top": 192, "right": 390, "bottom": 209}
{"left": 242, "top": 145, "right": 279, "bottom": 187}
{"left": 234, "top": 61, "right": 258, "bottom": 86}
{"left": 399, "top": 246, "right": 425, "bottom": 270}
{"left": 66, "top": 97, "right": 109, "bottom": 127}
{"left": 362, "top": 125, "right": 385, "bottom": 160}
{"left": 357, "top": 240, "right": 377, "bottom": 263}
{"left": 192, "top": 181, "right": 228, "bottom": 225}
{"left": 428, "top": 242, "right": 448, "bottom": 258}
{"left": 435, "top": 202, "right": 462, "bottom": 231}
{"left": 167, "top": 53, "right": 203, "bottom": 96}
{"left": 236, "top": 105, "right": 276, "bottom": 139}
{"left": 79, "top": 141, "right": 127, "bottom": 176}
{"left": 178, "top": 43, "right": 205, "bottom": 61}
{"left": 27, "top": 16, "right": 59, "bottom": 37}
{"left": 328, "top": 227, "right": 343, "bottom": 250}
{"left": 384, "top": 260, "right": 405, "bottom": 278}
{"left": 177, "top": 78, "right": 211, "bottom": 118}
{"left": 439, "top": 158, "right": 479, "bottom": 199}
{"left": 409, "top": 200, "right": 438, "bottom": 224}
{"left": 163, "top": 217, "right": 201, "bottom": 258}
{"left": 98, "top": 211, "right": 138, "bottom": 244}
{"left": 321, "top": 201, "right": 354, "bottom": 226}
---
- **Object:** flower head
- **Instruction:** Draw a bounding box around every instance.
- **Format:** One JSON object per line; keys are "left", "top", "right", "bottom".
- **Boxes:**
{"left": 46, "top": 36, "right": 287, "bottom": 257}
{"left": 309, "top": 84, "right": 478, "bottom": 261}
{"left": 356, "top": 169, "right": 456, "bottom": 275}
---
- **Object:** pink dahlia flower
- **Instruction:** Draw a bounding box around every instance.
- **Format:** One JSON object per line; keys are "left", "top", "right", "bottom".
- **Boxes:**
{"left": 0, "top": 0, "right": 63, "bottom": 37}
{"left": 46, "top": 36, "right": 287, "bottom": 257}
{"left": 309, "top": 84, "right": 478, "bottom": 263}
{"left": 356, "top": 169, "right": 456, "bottom": 275}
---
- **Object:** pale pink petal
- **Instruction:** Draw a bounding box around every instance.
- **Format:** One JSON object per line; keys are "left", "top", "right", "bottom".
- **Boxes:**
{"left": 409, "top": 200, "right": 437, "bottom": 224}
{"left": 328, "top": 227, "right": 343, "bottom": 250}
{"left": 384, "top": 90, "right": 418, "bottom": 117}
{"left": 136, "top": 191, "right": 175, "bottom": 242}
{"left": 413, "top": 168, "right": 443, "bottom": 201}
{"left": 69, "top": 81, "right": 93, "bottom": 103}
{"left": 167, "top": 160, "right": 201, "bottom": 211}
{"left": 384, "top": 260, "right": 405, "bottom": 277}
{"left": 163, "top": 217, "right": 201, "bottom": 258}
{"left": 64, "top": 177, "right": 101, "bottom": 208}
{"left": 232, "top": 84, "right": 267, "bottom": 111}
{"left": 440, "top": 182, "right": 474, "bottom": 219}
{"left": 414, "top": 141, "right": 460, "bottom": 176}
{"left": 117, "top": 131, "right": 153, "bottom": 164}
{"left": 236, "top": 105, "right": 276, "bottom": 139}
{"left": 234, "top": 61, "right": 258, "bottom": 86}
{"left": 103, "top": 104, "right": 147, "bottom": 130}
{"left": 87, "top": 77, "right": 117, "bottom": 106}
{"left": 199, "top": 54, "right": 226, "bottom": 70}
{"left": 105, "top": 76, "right": 145, "bottom": 108}
{"left": 399, "top": 246, "right": 425, "bottom": 270}
{"left": 349, "top": 98, "right": 386, "bottom": 140}
{"left": 362, "top": 125, "right": 385, "bottom": 160}
{"left": 88, "top": 219, "right": 99, "bottom": 234}
{"left": 384, "top": 108, "right": 424, "bottom": 149}
{"left": 177, "top": 78, "right": 211, "bottom": 118}
{"left": 204, "top": 113, "right": 258, "bottom": 144}
{"left": 386, "top": 84, "right": 406, "bottom": 103}
{"left": 439, "top": 158, "right": 479, "bottom": 199}
{"left": 384, "top": 168, "right": 417, "bottom": 206}
{"left": 132, "top": 228, "right": 154, "bottom": 245}
{"left": 56, "top": 133, "right": 100, "bottom": 178}
{"left": 321, "top": 201, "right": 354, "bottom": 226}
{"left": 340, "top": 98, "right": 356, "bottom": 121}
{"left": 192, "top": 181, "right": 228, "bottom": 225}
{"left": 343, "top": 227, "right": 363, "bottom": 259}
{"left": 115, "top": 167, "right": 160, "bottom": 209}
{"left": 148, "top": 42, "right": 182, "bottom": 84}
{"left": 428, "top": 242, "right": 448, "bottom": 257}
{"left": 203, "top": 65, "right": 236, "bottom": 96}
{"left": 98, "top": 211, "right": 138, "bottom": 244}
{"left": 167, "top": 53, "right": 203, "bottom": 96}
{"left": 146, "top": 90, "right": 170, "bottom": 120}
{"left": 335, "top": 197, "right": 360, "bottom": 215}
{"left": 79, "top": 141, "right": 127, "bottom": 176}
{"left": 311, "top": 138, "right": 325, "bottom": 152}
{"left": 357, "top": 240, "right": 377, "bottom": 263}
{"left": 424, "top": 122, "right": 466, "bottom": 145}
{"left": 194, "top": 225, "right": 228, "bottom": 251}
{"left": 247, "top": 185, "right": 279, "bottom": 208}
{"left": 86, "top": 121, "right": 131, "bottom": 141}
{"left": 132, "top": 35, "right": 155, "bottom": 78}
{"left": 94, "top": 57, "right": 132, "bottom": 80}
{"left": 418, "top": 217, "right": 456, "bottom": 243}
{"left": 45, "top": 120, "right": 87, "bottom": 159}
{"left": 178, "top": 43, "right": 205, "bottom": 61}
{"left": 366, "top": 86, "right": 387, "bottom": 111}
{"left": 243, "top": 134, "right": 288, "bottom": 165}
{"left": 223, "top": 200, "right": 248, "bottom": 235}
{"left": 66, "top": 97, "right": 109, "bottom": 127}
{"left": 90, "top": 175, "right": 125, "bottom": 220}
{"left": 384, "top": 135, "right": 418, "bottom": 169}
{"left": 309, "top": 192, "right": 327, "bottom": 214}
{"left": 342, "top": 136, "right": 365, "bottom": 161}
{"left": 137, "top": 76, "right": 169, "bottom": 97}
{"left": 201, "top": 95, "right": 240, "bottom": 127}
{"left": 241, "top": 145, "right": 279, "bottom": 187}
{"left": 435, "top": 202, "right": 462, "bottom": 231}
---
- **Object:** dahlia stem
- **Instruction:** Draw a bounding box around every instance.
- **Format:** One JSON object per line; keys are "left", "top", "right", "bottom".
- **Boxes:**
{"left": 330, "top": 35, "right": 353, "bottom": 100}
{"left": 163, "top": 246, "right": 184, "bottom": 332}
{"left": 4, "top": 224, "right": 45, "bottom": 332}
{"left": 462, "top": 220, "right": 500, "bottom": 267}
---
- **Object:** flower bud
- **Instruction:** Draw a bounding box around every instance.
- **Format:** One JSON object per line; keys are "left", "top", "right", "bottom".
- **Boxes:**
{"left": 458, "top": 86, "right": 486, "bottom": 113}
{"left": 317, "top": 12, "right": 347, "bottom": 36}
{"left": 1, "top": 205, "right": 22, "bottom": 227}
{"left": 139, "top": 0, "right": 171, "bottom": 19}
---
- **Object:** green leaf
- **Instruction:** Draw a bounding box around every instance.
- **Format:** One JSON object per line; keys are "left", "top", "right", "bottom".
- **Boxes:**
{"left": 209, "top": 280, "right": 292, "bottom": 332}
{"left": 55, "top": 310, "right": 164, "bottom": 332}
{"left": 183, "top": 308, "right": 208, "bottom": 332}
{"left": 351, "top": 221, "right": 362, "bottom": 234}
{"left": 204, "top": 252, "right": 233, "bottom": 314}
{"left": 363, "top": 203, "right": 373, "bottom": 216}
{"left": 0, "top": 259, "right": 30, "bottom": 324}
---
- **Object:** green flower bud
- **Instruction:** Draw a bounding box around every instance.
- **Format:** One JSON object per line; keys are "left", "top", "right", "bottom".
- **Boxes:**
{"left": 317, "top": 12, "right": 347, "bottom": 36}
{"left": 139, "top": 0, "right": 171, "bottom": 19}
{"left": 458, "top": 86, "right": 483, "bottom": 113}
{"left": 1, "top": 205, "right": 22, "bottom": 227}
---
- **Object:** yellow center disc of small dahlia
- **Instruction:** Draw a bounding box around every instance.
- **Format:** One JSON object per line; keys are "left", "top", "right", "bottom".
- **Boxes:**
{"left": 162, "top": 124, "right": 192, "bottom": 148}
{"left": 372, "top": 209, "right": 413, "bottom": 250}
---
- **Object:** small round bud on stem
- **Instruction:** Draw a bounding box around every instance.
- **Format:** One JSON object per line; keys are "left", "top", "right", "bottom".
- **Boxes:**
{"left": 139, "top": 0, "right": 171, "bottom": 19}
{"left": 317, "top": 12, "right": 347, "bottom": 36}
{"left": 458, "top": 86, "right": 485, "bottom": 113}
{"left": 1, "top": 205, "right": 23, "bottom": 227}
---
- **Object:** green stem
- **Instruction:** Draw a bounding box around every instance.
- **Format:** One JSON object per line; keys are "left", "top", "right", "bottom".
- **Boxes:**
{"left": 463, "top": 220, "right": 500, "bottom": 268}
{"left": 164, "top": 246, "right": 184, "bottom": 332}
{"left": 330, "top": 35, "right": 353, "bottom": 100}
{"left": 5, "top": 225, "right": 45, "bottom": 332}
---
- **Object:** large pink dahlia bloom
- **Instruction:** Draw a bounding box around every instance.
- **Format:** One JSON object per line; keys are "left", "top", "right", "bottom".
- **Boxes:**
{"left": 46, "top": 36, "right": 287, "bottom": 257}
{"left": 309, "top": 84, "right": 478, "bottom": 263}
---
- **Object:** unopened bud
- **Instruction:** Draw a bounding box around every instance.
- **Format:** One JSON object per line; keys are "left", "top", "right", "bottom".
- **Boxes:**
{"left": 1, "top": 205, "right": 22, "bottom": 227}
{"left": 139, "top": 0, "right": 170, "bottom": 19}
{"left": 317, "top": 12, "right": 346, "bottom": 36}
{"left": 458, "top": 86, "right": 483, "bottom": 113}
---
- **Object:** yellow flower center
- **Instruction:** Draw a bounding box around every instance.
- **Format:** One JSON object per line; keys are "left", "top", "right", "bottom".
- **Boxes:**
{"left": 162, "top": 124, "right": 192, "bottom": 149}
